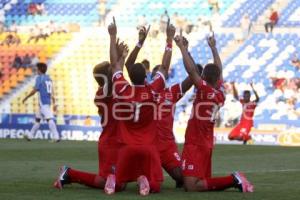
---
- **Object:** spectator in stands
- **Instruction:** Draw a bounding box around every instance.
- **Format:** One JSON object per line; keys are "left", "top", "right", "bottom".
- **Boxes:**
{"left": 27, "top": 2, "right": 38, "bottom": 15}
{"left": 159, "top": 9, "right": 169, "bottom": 33}
{"left": 141, "top": 59, "right": 151, "bottom": 82}
{"left": 208, "top": 0, "right": 220, "bottom": 14}
{"left": 291, "top": 53, "right": 300, "bottom": 70}
{"left": 286, "top": 97, "right": 300, "bottom": 119}
{"left": 184, "top": 18, "right": 194, "bottom": 34}
{"left": 13, "top": 32, "right": 21, "bottom": 45}
{"left": 271, "top": 77, "right": 286, "bottom": 91}
{"left": 12, "top": 54, "right": 23, "bottom": 68}
{"left": 196, "top": 17, "right": 212, "bottom": 33}
{"left": 23, "top": 54, "right": 32, "bottom": 68}
{"left": 36, "top": 3, "right": 45, "bottom": 15}
{"left": 239, "top": 14, "right": 252, "bottom": 41}
{"left": 0, "top": 32, "right": 20, "bottom": 46}
{"left": 27, "top": 27, "right": 38, "bottom": 43}
{"left": 48, "top": 21, "right": 67, "bottom": 35}
{"left": 264, "top": 8, "right": 279, "bottom": 33}
{"left": 98, "top": 0, "right": 107, "bottom": 26}
{"left": 173, "top": 12, "right": 185, "bottom": 31}
{"left": 34, "top": 25, "right": 49, "bottom": 43}
{"left": 83, "top": 116, "right": 93, "bottom": 126}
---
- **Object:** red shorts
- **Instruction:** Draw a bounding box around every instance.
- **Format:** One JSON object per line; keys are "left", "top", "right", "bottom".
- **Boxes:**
{"left": 157, "top": 141, "right": 181, "bottom": 172}
{"left": 228, "top": 120, "right": 253, "bottom": 140}
{"left": 98, "top": 143, "right": 119, "bottom": 178}
{"left": 181, "top": 144, "right": 212, "bottom": 179}
{"left": 116, "top": 145, "right": 163, "bottom": 190}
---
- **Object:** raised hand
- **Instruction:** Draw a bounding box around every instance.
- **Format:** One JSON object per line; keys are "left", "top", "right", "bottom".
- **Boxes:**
{"left": 115, "top": 41, "right": 129, "bottom": 69}
{"left": 108, "top": 17, "right": 117, "bottom": 36}
{"left": 174, "top": 35, "right": 184, "bottom": 49}
{"left": 138, "top": 25, "right": 150, "bottom": 45}
{"left": 116, "top": 39, "right": 123, "bottom": 58}
{"left": 182, "top": 36, "right": 189, "bottom": 50}
{"left": 122, "top": 46, "right": 129, "bottom": 59}
{"left": 166, "top": 19, "right": 176, "bottom": 40}
{"left": 207, "top": 32, "right": 216, "bottom": 48}
{"left": 118, "top": 42, "right": 129, "bottom": 59}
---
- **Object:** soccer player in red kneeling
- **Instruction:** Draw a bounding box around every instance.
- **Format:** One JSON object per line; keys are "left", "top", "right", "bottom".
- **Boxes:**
{"left": 151, "top": 36, "right": 203, "bottom": 188}
{"left": 124, "top": 24, "right": 193, "bottom": 188}
{"left": 228, "top": 82, "right": 259, "bottom": 144}
{"left": 53, "top": 62, "right": 118, "bottom": 190}
{"left": 104, "top": 18, "right": 174, "bottom": 196}
{"left": 175, "top": 33, "right": 254, "bottom": 193}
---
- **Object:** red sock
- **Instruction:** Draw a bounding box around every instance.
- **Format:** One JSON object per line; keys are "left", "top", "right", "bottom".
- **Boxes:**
{"left": 68, "top": 168, "right": 105, "bottom": 189}
{"left": 203, "top": 175, "right": 235, "bottom": 191}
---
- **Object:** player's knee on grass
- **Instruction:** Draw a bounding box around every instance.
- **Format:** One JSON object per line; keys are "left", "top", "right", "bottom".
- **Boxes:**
{"left": 35, "top": 118, "right": 41, "bottom": 123}
{"left": 183, "top": 177, "right": 206, "bottom": 192}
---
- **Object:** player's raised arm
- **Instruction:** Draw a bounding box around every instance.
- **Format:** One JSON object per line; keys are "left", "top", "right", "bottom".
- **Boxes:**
{"left": 207, "top": 32, "right": 223, "bottom": 81}
{"left": 175, "top": 35, "right": 201, "bottom": 87}
{"left": 159, "top": 19, "right": 175, "bottom": 78}
{"left": 108, "top": 17, "right": 118, "bottom": 67}
{"left": 125, "top": 25, "right": 150, "bottom": 72}
{"left": 180, "top": 36, "right": 194, "bottom": 93}
{"left": 116, "top": 42, "right": 129, "bottom": 71}
{"left": 250, "top": 82, "right": 260, "bottom": 103}
{"left": 231, "top": 82, "right": 239, "bottom": 101}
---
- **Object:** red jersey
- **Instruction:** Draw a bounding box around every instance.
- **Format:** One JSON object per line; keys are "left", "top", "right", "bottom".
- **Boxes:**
{"left": 94, "top": 87, "right": 118, "bottom": 145}
{"left": 112, "top": 71, "right": 165, "bottom": 145}
{"left": 240, "top": 99, "right": 257, "bottom": 123}
{"left": 270, "top": 11, "right": 278, "bottom": 23}
{"left": 157, "top": 83, "right": 183, "bottom": 143}
{"left": 185, "top": 80, "right": 225, "bottom": 148}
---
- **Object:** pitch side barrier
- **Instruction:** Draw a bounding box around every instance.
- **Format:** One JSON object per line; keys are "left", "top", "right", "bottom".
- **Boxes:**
{"left": 0, "top": 124, "right": 299, "bottom": 146}
{"left": 0, "top": 114, "right": 299, "bottom": 146}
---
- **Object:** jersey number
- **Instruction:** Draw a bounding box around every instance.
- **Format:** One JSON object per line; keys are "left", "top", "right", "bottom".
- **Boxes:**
{"left": 133, "top": 103, "right": 142, "bottom": 122}
{"left": 45, "top": 81, "right": 52, "bottom": 94}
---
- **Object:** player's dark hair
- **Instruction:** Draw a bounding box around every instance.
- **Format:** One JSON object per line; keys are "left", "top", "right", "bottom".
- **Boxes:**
{"left": 93, "top": 61, "right": 111, "bottom": 87}
{"left": 129, "top": 63, "right": 146, "bottom": 85}
{"left": 151, "top": 65, "right": 160, "bottom": 79}
{"left": 141, "top": 59, "right": 150, "bottom": 70}
{"left": 196, "top": 63, "right": 203, "bottom": 75}
{"left": 243, "top": 90, "right": 251, "bottom": 95}
{"left": 37, "top": 62, "right": 47, "bottom": 74}
{"left": 202, "top": 63, "right": 220, "bottom": 86}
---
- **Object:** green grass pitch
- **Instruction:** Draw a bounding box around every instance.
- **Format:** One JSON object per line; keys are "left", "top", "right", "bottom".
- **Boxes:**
{"left": 0, "top": 139, "right": 299, "bottom": 200}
